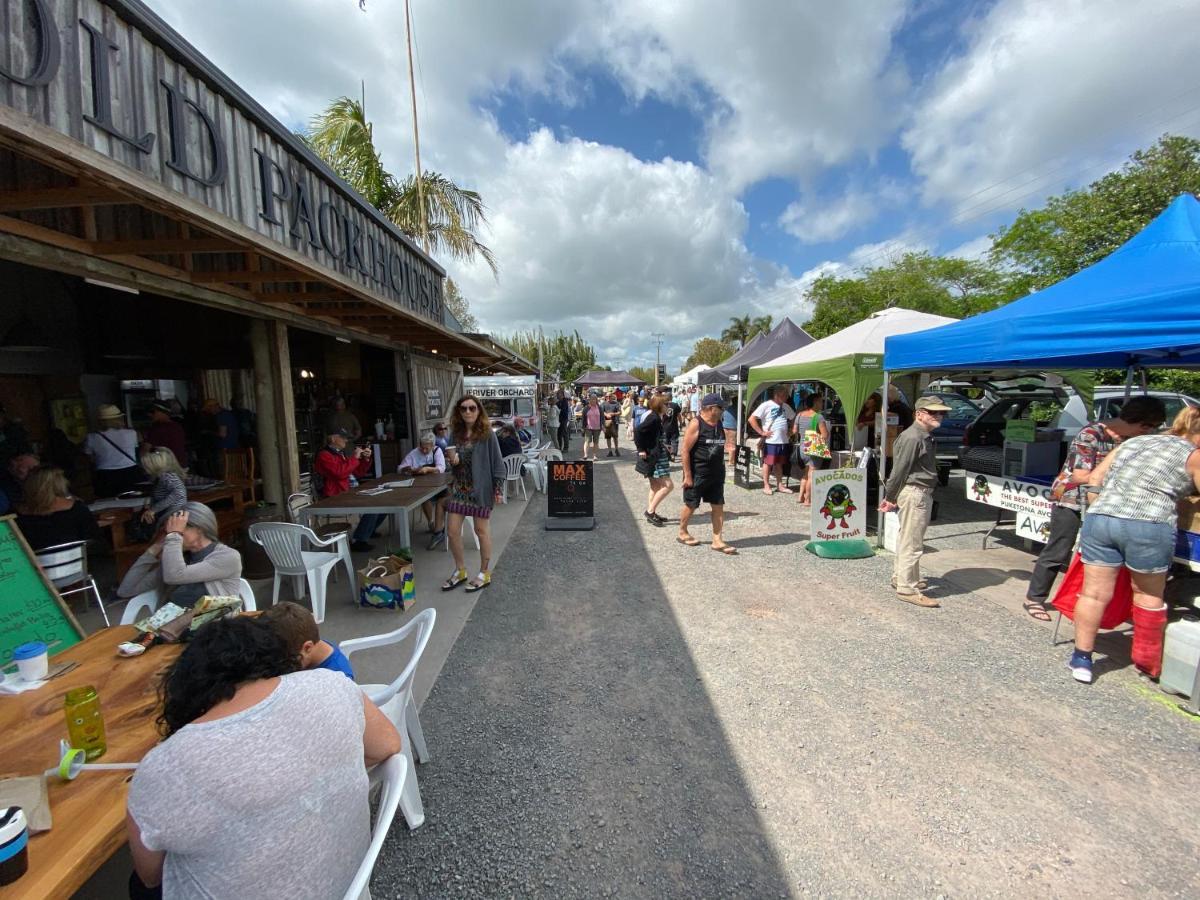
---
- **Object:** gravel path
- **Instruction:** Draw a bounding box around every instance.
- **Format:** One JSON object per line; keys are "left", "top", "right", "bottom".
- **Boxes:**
{"left": 371, "top": 457, "right": 1200, "bottom": 898}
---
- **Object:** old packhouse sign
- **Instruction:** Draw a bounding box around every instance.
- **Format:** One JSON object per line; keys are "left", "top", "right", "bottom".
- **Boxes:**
{"left": 0, "top": 0, "right": 444, "bottom": 324}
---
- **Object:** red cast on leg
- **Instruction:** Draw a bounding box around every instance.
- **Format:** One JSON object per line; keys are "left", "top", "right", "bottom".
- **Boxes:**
{"left": 1130, "top": 605, "right": 1168, "bottom": 678}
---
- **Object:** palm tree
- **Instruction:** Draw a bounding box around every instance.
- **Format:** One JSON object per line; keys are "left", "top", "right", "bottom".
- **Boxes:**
{"left": 751, "top": 314, "right": 773, "bottom": 338}
{"left": 305, "top": 97, "right": 498, "bottom": 275}
{"left": 721, "top": 314, "right": 753, "bottom": 348}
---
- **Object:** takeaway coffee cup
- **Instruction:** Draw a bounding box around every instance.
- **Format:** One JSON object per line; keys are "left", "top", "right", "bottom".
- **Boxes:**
{"left": 0, "top": 807, "right": 29, "bottom": 885}
{"left": 12, "top": 642, "right": 48, "bottom": 682}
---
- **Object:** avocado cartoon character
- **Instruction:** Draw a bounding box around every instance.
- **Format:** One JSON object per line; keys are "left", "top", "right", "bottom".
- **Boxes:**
{"left": 819, "top": 483, "right": 857, "bottom": 529}
{"left": 972, "top": 475, "right": 992, "bottom": 502}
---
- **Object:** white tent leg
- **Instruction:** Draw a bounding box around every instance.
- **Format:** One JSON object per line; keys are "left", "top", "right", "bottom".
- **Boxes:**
{"left": 1123, "top": 365, "right": 1134, "bottom": 400}
{"left": 736, "top": 384, "right": 744, "bottom": 445}
{"left": 877, "top": 372, "right": 890, "bottom": 548}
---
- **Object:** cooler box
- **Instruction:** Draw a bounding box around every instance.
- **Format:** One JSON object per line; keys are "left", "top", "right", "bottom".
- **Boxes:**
{"left": 1161, "top": 617, "right": 1200, "bottom": 698}
{"left": 1174, "top": 529, "right": 1200, "bottom": 568}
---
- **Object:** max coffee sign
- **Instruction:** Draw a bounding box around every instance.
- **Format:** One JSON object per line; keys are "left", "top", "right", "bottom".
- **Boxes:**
{"left": 0, "top": 0, "right": 443, "bottom": 324}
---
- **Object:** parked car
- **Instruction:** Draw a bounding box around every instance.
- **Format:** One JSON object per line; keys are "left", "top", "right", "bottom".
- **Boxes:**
{"left": 928, "top": 392, "right": 981, "bottom": 457}
{"left": 957, "top": 386, "right": 1199, "bottom": 473}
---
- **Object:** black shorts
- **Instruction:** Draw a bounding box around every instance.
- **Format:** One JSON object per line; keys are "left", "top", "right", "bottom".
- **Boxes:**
{"left": 684, "top": 475, "right": 725, "bottom": 509}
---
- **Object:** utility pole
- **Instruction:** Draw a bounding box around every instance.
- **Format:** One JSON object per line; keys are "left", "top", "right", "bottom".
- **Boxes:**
{"left": 650, "top": 332, "right": 665, "bottom": 388}
{"left": 404, "top": 0, "right": 429, "bottom": 253}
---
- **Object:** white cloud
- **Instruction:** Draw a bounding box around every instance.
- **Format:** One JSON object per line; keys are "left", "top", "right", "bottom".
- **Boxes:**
{"left": 779, "top": 180, "right": 907, "bottom": 244}
{"left": 903, "top": 0, "right": 1200, "bottom": 211}
{"left": 846, "top": 231, "right": 930, "bottom": 268}
{"left": 594, "top": 0, "right": 912, "bottom": 191}
{"left": 944, "top": 234, "right": 992, "bottom": 261}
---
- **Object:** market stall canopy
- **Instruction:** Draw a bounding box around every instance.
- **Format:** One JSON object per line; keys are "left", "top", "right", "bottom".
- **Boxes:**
{"left": 747, "top": 308, "right": 959, "bottom": 443}
{"left": 674, "top": 364, "right": 712, "bottom": 385}
{"left": 885, "top": 194, "right": 1200, "bottom": 371}
{"left": 575, "top": 369, "right": 647, "bottom": 388}
{"left": 699, "top": 318, "right": 815, "bottom": 385}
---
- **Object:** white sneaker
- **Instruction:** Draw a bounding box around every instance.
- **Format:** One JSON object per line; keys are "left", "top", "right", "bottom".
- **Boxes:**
{"left": 1068, "top": 655, "right": 1094, "bottom": 684}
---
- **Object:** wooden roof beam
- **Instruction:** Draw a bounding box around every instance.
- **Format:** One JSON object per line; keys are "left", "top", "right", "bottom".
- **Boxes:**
{"left": 191, "top": 269, "right": 329, "bottom": 284}
{"left": 91, "top": 237, "right": 241, "bottom": 255}
{"left": 0, "top": 185, "right": 128, "bottom": 212}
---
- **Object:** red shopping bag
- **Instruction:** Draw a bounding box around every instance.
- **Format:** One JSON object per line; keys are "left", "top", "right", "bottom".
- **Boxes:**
{"left": 1050, "top": 552, "right": 1133, "bottom": 628}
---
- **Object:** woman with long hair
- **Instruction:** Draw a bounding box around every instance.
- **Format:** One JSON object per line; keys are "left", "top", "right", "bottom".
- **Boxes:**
{"left": 15, "top": 466, "right": 101, "bottom": 551}
{"left": 126, "top": 616, "right": 401, "bottom": 898}
{"left": 635, "top": 394, "right": 674, "bottom": 526}
{"left": 442, "top": 394, "right": 506, "bottom": 593}
{"left": 1067, "top": 405, "right": 1200, "bottom": 684}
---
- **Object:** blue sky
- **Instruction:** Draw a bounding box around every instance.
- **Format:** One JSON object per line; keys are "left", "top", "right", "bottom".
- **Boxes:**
{"left": 148, "top": 0, "right": 1200, "bottom": 370}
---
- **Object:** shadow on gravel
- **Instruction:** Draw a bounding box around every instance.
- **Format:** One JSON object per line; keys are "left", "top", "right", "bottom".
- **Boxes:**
{"left": 372, "top": 463, "right": 792, "bottom": 898}
{"left": 726, "top": 532, "right": 807, "bottom": 549}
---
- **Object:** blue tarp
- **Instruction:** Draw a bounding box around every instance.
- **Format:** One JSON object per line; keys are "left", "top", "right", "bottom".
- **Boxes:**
{"left": 885, "top": 193, "right": 1200, "bottom": 371}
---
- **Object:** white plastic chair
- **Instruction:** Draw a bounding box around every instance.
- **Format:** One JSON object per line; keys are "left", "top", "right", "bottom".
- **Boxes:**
{"left": 119, "top": 588, "right": 161, "bottom": 626}
{"left": 36, "top": 541, "right": 108, "bottom": 626}
{"left": 341, "top": 753, "right": 407, "bottom": 900}
{"left": 341, "top": 608, "right": 436, "bottom": 831}
{"left": 235, "top": 578, "right": 258, "bottom": 612}
{"left": 248, "top": 522, "right": 355, "bottom": 624}
{"left": 501, "top": 453, "right": 528, "bottom": 503}
{"left": 534, "top": 447, "right": 563, "bottom": 493}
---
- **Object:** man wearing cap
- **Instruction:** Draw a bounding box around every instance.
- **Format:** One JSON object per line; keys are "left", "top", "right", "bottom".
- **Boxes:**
{"left": 143, "top": 402, "right": 188, "bottom": 469}
{"left": 314, "top": 428, "right": 383, "bottom": 552}
{"left": 678, "top": 393, "right": 737, "bottom": 554}
{"left": 879, "top": 396, "right": 951, "bottom": 607}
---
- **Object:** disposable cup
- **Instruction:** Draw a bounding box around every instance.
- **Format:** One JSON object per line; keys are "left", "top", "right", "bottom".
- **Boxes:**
{"left": 12, "top": 643, "right": 48, "bottom": 682}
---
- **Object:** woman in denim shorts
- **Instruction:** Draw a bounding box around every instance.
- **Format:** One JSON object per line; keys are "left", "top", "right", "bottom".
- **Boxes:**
{"left": 1068, "top": 407, "right": 1200, "bottom": 684}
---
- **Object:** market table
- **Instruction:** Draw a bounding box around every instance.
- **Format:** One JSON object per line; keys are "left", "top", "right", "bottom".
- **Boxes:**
{"left": 303, "top": 473, "right": 448, "bottom": 549}
{"left": 0, "top": 626, "right": 182, "bottom": 900}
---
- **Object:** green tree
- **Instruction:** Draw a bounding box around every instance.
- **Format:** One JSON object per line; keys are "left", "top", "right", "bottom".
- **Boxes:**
{"left": 443, "top": 279, "right": 477, "bottom": 331}
{"left": 497, "top": 329, "right": 599, "bottom": 384}
{"left": 304, "top": 97, "right": 497, "bottom": 274}
{"left": 720, "top": 315, "right": 753, "bottom": 347}
{"left": 750, "top": 315, "right": 773, "bottom": 338}
{"left": 682, "top": 337, "right": 736, "bottom": 371}
{"left": 628, "top": 366, "right": 657, "bottom": 385}
{"left": 992, "top": 135, "right": 1200, "bottom": 291}
{"left": 803, "top": 253, "right": 1015, "bottom": 338}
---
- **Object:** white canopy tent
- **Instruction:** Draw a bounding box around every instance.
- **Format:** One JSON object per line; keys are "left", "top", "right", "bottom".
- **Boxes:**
{"left": 672, "top": 364, "right": 712, "bottom": 388}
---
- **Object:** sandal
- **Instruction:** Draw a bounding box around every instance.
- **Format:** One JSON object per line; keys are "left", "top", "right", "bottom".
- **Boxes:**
{"left": 676, "top": 535, "right": 700, "bottom": 546}
{"left": 1023, "top": 599, "right": 1052, "bottom": 622}
{"left": 442, "top": 569, "right": 468, "bottom": 591}
{"left": 465, "top": 571, "right": 491, "bottom": 593}
{"left": 712, "top": 544, "right": 738, "bottom": 555}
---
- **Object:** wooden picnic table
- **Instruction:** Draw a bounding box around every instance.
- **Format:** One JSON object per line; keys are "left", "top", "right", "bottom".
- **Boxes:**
{"left": 304, "top": 473, "right": 449, "bottom": 548}
{"left": 0, "top": 626, "right": 182, "bottom": 900}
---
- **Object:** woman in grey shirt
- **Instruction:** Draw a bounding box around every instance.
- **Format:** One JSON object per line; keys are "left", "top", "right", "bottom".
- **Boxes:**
{"left": 117, "top": 502, "right": 242, "bottom": 607}
{"left": 127, "top": 616, "right": 401, "bottom": 898}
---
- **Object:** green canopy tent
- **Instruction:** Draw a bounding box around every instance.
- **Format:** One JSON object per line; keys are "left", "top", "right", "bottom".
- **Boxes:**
{"left": 746, "top": 308, "right": 959, "bottom": 450}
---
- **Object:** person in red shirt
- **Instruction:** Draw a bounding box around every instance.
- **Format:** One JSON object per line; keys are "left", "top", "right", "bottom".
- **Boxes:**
{"left": 142, "top": 402, "right": 188, "bottom": 469}
{"left": 314, "top": 428, "right": 381, "bottom": 551}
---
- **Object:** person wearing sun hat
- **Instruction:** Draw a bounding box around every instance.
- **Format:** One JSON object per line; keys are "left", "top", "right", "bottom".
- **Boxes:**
{"left": 880, "top": 395, "right": 952, "bottom": 607}
{"left": 84, "top": 403, "right": 143, "bottom": 497}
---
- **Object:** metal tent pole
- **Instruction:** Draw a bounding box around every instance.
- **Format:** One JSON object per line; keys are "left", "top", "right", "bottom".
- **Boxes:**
{"left": 877, "top": 371, "right": 890, "bottom": 547}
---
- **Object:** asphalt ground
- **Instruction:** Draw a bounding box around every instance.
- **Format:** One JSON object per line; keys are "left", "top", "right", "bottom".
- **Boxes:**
{"left": 371, "top": 456, "right": 1200, "bottom": 898}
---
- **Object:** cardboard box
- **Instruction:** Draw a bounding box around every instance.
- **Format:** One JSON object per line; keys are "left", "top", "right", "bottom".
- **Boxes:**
{"left": 1178, "top": 496, "right": 1200, "bottom": 535}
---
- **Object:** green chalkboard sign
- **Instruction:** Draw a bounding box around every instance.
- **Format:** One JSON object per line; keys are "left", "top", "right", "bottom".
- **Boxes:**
{"left": 0, "top": 515, "right": 85, "bottom": 665}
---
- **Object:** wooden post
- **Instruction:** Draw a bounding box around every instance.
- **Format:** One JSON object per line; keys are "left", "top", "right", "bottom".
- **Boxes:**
{"left": 251, "top": 319, "right": 298, "bottom": 505}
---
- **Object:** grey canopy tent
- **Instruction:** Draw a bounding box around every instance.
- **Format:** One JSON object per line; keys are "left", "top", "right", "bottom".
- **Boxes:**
{"left": 574, "top": 369, "right": 647, "bottom": 388}
{"left": 700, "top": 317, "right": 815, "bottom": 442}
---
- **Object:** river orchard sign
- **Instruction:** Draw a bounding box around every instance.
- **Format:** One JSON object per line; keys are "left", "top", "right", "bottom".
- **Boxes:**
{"left": 0, "top": 0, "right": 444, "bottom": 324}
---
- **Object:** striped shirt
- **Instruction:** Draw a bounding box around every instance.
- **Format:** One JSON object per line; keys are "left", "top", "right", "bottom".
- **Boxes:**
{"left": 1089, "top": 434, "right": 1196, "bottom": 524}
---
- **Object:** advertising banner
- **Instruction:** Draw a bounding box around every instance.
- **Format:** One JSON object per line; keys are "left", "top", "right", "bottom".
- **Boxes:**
{"left": 811, "top": 468, "right": 868, "bottom": 541}
{"left": 965, "top": 472, "right": 1053, "bottom": 543}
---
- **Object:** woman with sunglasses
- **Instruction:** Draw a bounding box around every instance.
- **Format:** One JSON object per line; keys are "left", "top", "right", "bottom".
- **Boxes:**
{"left": 442, "top": 394, "right": 506, "bottom": 592}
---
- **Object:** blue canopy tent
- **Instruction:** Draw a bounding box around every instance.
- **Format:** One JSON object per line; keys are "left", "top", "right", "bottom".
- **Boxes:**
{"left": 885, "top": 193, "right": 1200, "bottom": 372}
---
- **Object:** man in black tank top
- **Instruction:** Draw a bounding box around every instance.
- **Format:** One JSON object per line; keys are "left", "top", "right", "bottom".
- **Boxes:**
{"left": 678, "top": 393, "right": 737, "bottom": 554}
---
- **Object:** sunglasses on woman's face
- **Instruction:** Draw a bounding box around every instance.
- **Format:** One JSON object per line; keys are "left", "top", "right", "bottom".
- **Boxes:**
{"left": 460, "top": 404, "right": 478, "bottom": 412}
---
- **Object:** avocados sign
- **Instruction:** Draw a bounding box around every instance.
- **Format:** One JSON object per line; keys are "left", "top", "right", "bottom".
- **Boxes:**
{"left": 0, "top": 0, "right": 444, "bottom": 324}
{"left": 810, "top": 468, "right": 867, "bottom": 541}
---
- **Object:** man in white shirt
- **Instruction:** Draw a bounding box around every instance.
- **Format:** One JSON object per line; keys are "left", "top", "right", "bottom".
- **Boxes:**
{"left": 748, "top": 385, "right": 796, "bottom": 495}
{"left": 399, "top": 433, "right": 448, "bottom": 547}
